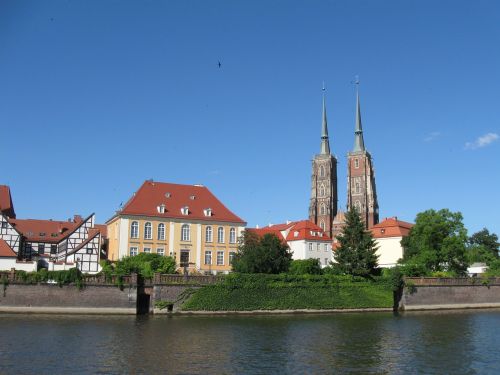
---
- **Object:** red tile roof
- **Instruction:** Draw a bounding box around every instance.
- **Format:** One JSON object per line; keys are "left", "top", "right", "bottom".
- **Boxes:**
{"left": 250, "top": 220, "right": 331, "bottom": 242}
{"left": 95, "top": 224, "right": 107, "bottom": 238}
{"left": 117, "top": 181, "right": 245, "bottom": 224}
{"left": 9, "top": 219, "right": 78, "bottom": 243}
{"left": 0, "top": 239, "right": 17, "bottom": 257}
{"left": 0, "top": 185, "right": 16, "bottom": 218}
{"left": 371, "top": 217, "right": 413, "bottom": 238}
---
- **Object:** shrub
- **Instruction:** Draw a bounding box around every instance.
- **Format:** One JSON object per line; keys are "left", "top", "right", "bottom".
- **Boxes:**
{"left": 288, "top": 259, "right": 323, "bottom": 275}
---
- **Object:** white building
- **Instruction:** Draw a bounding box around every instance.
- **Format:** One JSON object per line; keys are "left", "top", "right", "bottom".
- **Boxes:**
{"left": 370, "top": 217, "right": 413, "bottom": 268}
{"left": 250, "top": 220, "right": 332, "bottom": 267}
{"left": 0, "top": 185, "right": 106, "bottom": 273}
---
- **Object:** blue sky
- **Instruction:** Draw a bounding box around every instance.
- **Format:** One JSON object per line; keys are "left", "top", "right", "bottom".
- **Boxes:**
{"left": 1, "top": 1, "right": 499, "bottom": 236}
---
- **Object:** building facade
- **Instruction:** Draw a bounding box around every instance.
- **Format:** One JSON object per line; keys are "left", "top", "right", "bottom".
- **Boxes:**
{"left": 308, "top": 94, "right": 338, "bottom": 237}
{"left": 106, "top": 180, "right": 246, "bottom": 274}
{"left": 251, "top": 220, "right": 333, "bottom": 267}
{"left": 371, "top": 217, "right": 413, "bottom": 267}
{"left": 0, "top": 185, "right": 105, "bottom": 273}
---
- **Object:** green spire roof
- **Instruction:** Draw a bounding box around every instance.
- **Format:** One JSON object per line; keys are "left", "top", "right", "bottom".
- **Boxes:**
{"left": 352, "top": 91, "right": 365, "bottom": 152}
{"left": 320, "top": 94, "right": 331, "bottom": 155}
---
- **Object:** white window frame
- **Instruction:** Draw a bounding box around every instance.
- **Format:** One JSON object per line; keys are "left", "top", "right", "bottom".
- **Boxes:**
{"left": 131, "top": 221, "right": 139, "bottom": 239}
{"left": 157, "top": 248, "right": 165, "bottom": 256}
{"left": 229, "top": 228, "right": 236, "bottom": 244}
{"left": 229, "top": 251, "right": 236, "bottom": 265}
{"left": 181, "top": 224, "right": 190, "bottom": 242}
{"left": 204, "top": 250, "right": 212, "bottom": 265}
{"left": 217, "top": 227, "right": 224, "bottom": 243}
{"left": 157, "top": 223, "right": 166, "bottom": 240}
{"left": 144, "top": 222, "right": 152, "bottom": 240}
{"left": 143, "top": 247, "right": 151, "bottom": 254}
{"left": 130, "top": 247, "right": 138, "bottom": 256}
{"left": 308, "top": 243, "right": 313, "bottom": 252}
{"left": 217, "top": 250, "right": 224, "bottom": 266}
{"left": 206, "top": 226, "right": 213, "bottom": 243}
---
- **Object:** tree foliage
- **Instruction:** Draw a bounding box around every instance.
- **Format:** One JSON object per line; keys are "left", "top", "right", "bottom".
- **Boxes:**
{"left": 231, "top": 231, "right": 292, "bottom": 274}
{"left": 112, "top": 253, "right": 177, "bottom": 278}
{"left": 400, "top": 208, "right": 468, "bottom": 275}
{"left": 333, "top": 208, "right": 379, "bottom": 276}
{"left": 467, "top": 228, "right": 500, "bottom": 264}
{"left": 288, "top": 258, "right": 322, "bottom": 275}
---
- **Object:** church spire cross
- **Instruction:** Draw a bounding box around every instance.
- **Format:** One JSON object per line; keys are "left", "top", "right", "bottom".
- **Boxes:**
{"left": 320, "top": 84, "right": 331, "bottom": 155}
{"left": 352, "top": 79, "right": 365, "bottom": 153}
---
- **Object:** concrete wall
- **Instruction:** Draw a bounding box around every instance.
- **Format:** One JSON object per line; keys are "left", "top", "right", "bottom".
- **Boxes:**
{"left": 0, "top": 283, "right": 137, "bottom": 314}
{"left": 401, "top": 285, "right": 500, "bottom": 310}
{"left": 152, "top": 284, "right": 201, "bottom": 313}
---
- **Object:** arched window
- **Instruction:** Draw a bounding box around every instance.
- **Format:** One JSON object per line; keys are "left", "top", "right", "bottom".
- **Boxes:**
{"left": 205, "top": 226, "right": 213, "bottom": 242}
{"left": 355, "top": 201, "right": 362, "bottom": 212}
{"left": 355, "top": 182, "right": 360, "bottom": 194}
{"left": 320, "top": 203, "right": 326, "bottom": 215}
{"left": 320, "top": 221, "right": 325, "bottom": 231}
{"left": 157, "top": 223, "right": 165, "bottom": 240}
{"left": 144, "top": 222, "right": 152, "bottom": 239}
{"left": 217, "top": 227, "right": 224, "bottom": 243}
{"left": 319, "top": 184, "right": 325, "bottom": 197}
{"left": 131, "top": 221, "right": 139, "bottom": 239}
{"left": 181, "top": 224, "right": 190, "bottom": 242}
{"left": 229, "top": 228, "right": 236, "bottom": 243}
{"left": 319, "top": 165, "right": 325, "bottom": 177}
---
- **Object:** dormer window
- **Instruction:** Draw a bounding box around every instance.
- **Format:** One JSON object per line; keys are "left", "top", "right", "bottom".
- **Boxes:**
{"left": 204, "top": 208, "right": 212, "bottom": 217}
{"left": 157, "top": 204, "right": 166, "bottom": 214}
{"left": 181, "top": 206, "right": 189, "bottom": 215}
{"left": 381, "top": 229, "right": 386, "bottom": 234}
{"left": 39, "top": 232, "right": 46, "bottom": 237}
{"left": 294, "top": 231, "right": 299, "bottom": 237}
{"left": 310, "top": 231, "right": 315, "bottom": 236}
{"left": 165, "top": 192, "right": 171, "bottom": 198}
{"left": 189, "top": 195, "right": 196, "bottom": 200}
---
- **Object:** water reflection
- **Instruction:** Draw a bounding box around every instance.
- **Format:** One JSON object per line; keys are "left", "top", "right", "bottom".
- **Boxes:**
{"left": 1, "top": 311, "right": 500, "bottom": 374}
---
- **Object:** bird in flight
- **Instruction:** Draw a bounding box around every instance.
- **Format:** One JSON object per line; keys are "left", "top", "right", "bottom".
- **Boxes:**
{"left": 218, "top": 61, "right": 222, "bottom": 68}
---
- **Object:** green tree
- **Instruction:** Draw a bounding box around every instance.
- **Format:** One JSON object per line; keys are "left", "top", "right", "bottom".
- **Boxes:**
{"left": 467, "top": 228, "right": 499, "bottom": 264}
{"left": 232, "top": 231, "right": 292, "bottom": 274}
{"left": 114, "top": 253, "right": 176, "bottom": 278}
{"left": 333, "top": 208, "right": 379, "bottom": 276}
{"left": 400, "top": 209, "right": 468, "bottom": 275}
{"left": 289, "top": 258, "right": 322, "bottom": 275}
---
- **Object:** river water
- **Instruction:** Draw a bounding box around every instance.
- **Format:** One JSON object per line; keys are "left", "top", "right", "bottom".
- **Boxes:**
{"left": 1, "top": 310, "right": 499, "bottom": 374}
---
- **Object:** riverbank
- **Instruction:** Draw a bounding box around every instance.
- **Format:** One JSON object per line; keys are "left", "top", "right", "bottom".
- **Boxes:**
{"left": 178, "top": 274, "right": 395, "bottom": 311}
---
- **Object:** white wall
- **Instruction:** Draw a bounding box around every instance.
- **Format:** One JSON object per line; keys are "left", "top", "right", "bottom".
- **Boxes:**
{"left": 375, "top": 236, "right": 403, "bottom": 268}
{"left": 0, "top": 259, "right": 37, "bottom": 272}
{"left": 288, "top": 240, "right": 332, "bottom": 267}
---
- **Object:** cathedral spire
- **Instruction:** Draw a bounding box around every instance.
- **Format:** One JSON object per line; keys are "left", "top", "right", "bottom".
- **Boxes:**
{"left": 352, "top": 86, "right": 365, "bottom": 153}
{"left": 320, "top": 88, "right": 331, "bottom": 155}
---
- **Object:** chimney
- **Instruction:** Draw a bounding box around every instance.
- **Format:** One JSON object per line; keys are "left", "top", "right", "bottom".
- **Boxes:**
{"left": 73, "top": 215, "right": 83, "bottom": 223}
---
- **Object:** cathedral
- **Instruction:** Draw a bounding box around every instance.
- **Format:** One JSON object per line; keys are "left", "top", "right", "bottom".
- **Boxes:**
{"left": 308, "top": 88, "right": 379, "bottom": 238}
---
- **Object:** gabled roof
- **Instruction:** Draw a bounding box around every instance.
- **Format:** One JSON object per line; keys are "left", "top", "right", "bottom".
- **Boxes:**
{"left": 67, "top": 229, "right": 101, "bottom": 256}
{"left": 371, "top": 217, "right": 413, "bottom": 238}
{"left": 9, "top": 219, "right": 79, "bottom": 243}
{"left": 0, "top": 239, "right": 17, "bottom": 257}
{"left": 116, "top": 181, "right": 246, "bottom": 224}
{"left": 0, "top": 185, "right": 16, "bottom": 219}
{"left": 249, "top": 220, "right": 331, "bottom": 243}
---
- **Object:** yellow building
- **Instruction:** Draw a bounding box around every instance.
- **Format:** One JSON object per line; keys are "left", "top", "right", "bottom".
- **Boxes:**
{"left": 106, "top": 180, "right": 246, "bottom": 274}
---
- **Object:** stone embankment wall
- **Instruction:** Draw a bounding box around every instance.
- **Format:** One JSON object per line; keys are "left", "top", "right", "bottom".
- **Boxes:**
{"left": 401, "top": 277, "right": 500, "bottom": 311}
{"left": 0, "top": 284, "right": 137, "bottom": 314}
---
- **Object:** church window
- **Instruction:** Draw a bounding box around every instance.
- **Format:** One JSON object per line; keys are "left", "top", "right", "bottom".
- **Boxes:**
{"left": 319, "top": 165, "right": 325, "bottom": 177}
{"left": 355, "top": 182, "right": 360, "bottom": 194}
{"left": 320, "top": 221, "right": 325, "bottom": 231}
{"left": 320, "top": 203, "right": 326, "bottom": 215}
{"left": 354, "top": 159, "right": 359, "bottom": 169}
{"left": 319, "top": 184, "right": 325, "bottom": 197}
{"left": 355, "top": 201, "right": 362, "bottom": 211}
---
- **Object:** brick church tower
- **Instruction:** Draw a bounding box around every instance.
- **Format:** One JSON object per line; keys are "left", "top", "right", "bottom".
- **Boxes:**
{"left": 309, "top": 93, "right": 338, "bottom": 237}
{"left": 347, "top": 89, "right": 379, "bottom": 228}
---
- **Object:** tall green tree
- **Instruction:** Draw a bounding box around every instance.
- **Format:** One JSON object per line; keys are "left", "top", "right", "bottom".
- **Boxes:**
{"left": 467, "top": 228, "right": 500, "bottom": 264}
{"left": 232, "top": 230, "right": 292, "bottom": 274}
{"left": 401, "top": 209, "right": 468, "bottom": 275}
{"left": 334, "top": 208, "right": 379, "bottom": 276}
